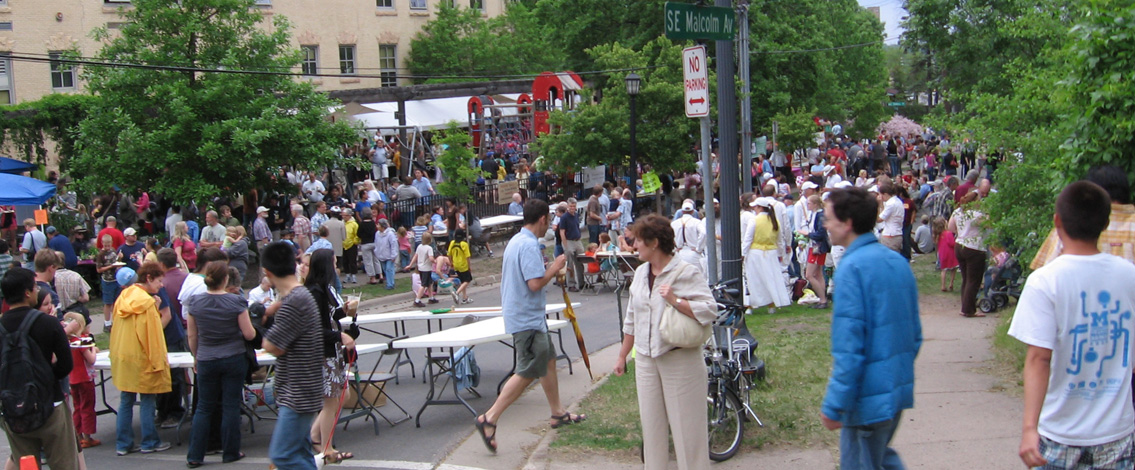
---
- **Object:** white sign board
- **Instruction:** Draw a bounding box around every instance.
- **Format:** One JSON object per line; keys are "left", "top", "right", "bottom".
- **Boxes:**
{"left": 682, "top": 45, "right": 710, "bottom": 118}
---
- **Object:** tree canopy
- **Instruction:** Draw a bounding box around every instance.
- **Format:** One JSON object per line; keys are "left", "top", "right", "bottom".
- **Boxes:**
{"left": 406, "top": 2, "right": 565, "bottom": 83}
{"left": 904, "top": 0, "right": 1135, "bottom": 258}
{"left": 73, "top": 0, "right": 357, "bottom": 204}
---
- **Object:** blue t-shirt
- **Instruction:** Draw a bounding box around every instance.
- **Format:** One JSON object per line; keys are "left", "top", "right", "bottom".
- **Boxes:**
{"left": 118, "top": 242, "right": 145, "bottom": 271}
{"left": 558, "top": 212, "right": 581, "bottom": 241}
{"left": 48, "top": 234, "right": 78, "bottom": 269}
{"left": 501, "top": 228, "right": 548, "bottom": 334}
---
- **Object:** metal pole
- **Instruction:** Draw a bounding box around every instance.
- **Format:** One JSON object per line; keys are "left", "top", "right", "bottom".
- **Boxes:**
{"left": 629, "top": 94, "right": 637, "bottom": 198}
{"left": 397, "top": 99, "right": 410, "bottom": 180}
{"left": 738, "top": 1, "right": 753, "bottom": 194}
{"left": 700, "top": 117, "right": 718, "bottom": 284}
{"left": 716, "top": 0, "right": 743, "bottom": 285}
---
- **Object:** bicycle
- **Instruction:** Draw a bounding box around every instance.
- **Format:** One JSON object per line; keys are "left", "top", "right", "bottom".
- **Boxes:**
{"left": 705, "top": 278, "right": 766, "bottom": 461}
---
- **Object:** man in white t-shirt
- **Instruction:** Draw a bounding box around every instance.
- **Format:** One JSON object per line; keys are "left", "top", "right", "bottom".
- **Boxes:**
{"left": 876, "top": 184, "right": 904, "bottom": 252}
{"left": 1009, "top": 181, "right": 1135, "bottom": 469}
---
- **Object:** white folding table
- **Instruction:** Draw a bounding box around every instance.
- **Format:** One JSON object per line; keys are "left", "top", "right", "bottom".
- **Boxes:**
{"left": 392, "top": 317, "right": 570, "bottom": 427}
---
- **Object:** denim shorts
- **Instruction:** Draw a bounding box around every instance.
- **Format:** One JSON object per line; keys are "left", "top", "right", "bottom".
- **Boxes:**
{"left": 100, "top": 279, "right": 120, "bottom": 305}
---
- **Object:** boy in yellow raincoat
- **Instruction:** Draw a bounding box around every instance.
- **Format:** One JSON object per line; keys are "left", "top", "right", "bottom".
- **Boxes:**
{"left": 109, "top": 262, "right": 172, "bottom": 455}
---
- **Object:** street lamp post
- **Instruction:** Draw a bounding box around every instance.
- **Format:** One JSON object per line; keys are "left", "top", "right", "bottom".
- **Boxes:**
{"left": 625, "top": 73, "right": 641, "bottom": 199}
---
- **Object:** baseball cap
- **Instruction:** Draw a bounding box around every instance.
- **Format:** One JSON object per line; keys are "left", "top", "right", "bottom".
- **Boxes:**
{"left": 116, "top": 267, "right": 136, "bottom": 287}
{"left": 256, "top": 206, "right": 269, "bottom": 214}
{"left": 123, "top": 227, "right": 137, "bottom": 236}
{"left": 834, "top": 181, "right": 853, "bottom": 189}
{"left": 45, "top": 226, "right": 57, "bottom": 235}
{"left": 751, "top": 197, "right": 773, "bottom": 208}
{"left": 801, "top": 181, "right": 819, "bottom": 191}
{"left": 681, "top": 200, "right": 695, "bottom": 212}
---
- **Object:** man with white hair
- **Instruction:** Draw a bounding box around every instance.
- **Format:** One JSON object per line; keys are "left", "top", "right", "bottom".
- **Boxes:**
{"left": 671, "top": 200, "right": 704, "bottom": 276}
{"left": 508, "top": 193, "right": 524, "bottom": 216}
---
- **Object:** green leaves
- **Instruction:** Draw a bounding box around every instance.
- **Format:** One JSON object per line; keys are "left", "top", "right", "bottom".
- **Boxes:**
{"left": 434, "top": 124, "right": 481, "bottom": 202}
{"left": 406, "top": 2, "right": 565, "bottom": 82}
{"left": 73, "top": 0, "right": 357, "bottom": 204}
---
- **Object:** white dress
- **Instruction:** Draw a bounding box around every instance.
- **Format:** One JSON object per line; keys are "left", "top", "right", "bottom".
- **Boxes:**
{"left": 742, "top": 214, "right": 791, "bottom": 308}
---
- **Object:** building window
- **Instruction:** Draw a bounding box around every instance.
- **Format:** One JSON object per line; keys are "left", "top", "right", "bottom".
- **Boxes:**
{"left": 410, "top": 0, "right": 427, "bottom": 9}
{"left": 376, "top": 0, "right": 393, "bottom": 8}
{"left": 49, "top": 52, "right": 75, "bottom": 90}
{"left": 379, "top": 44, "right": 397, "bottom": 87}
{"left": 104, "top": 0, "right": 131, "bottom": 3}
{"left": 254, "top": 0, "right": 271, "bottom": 4}
{"left": 0, "top": 54, "right": 12, "bottom": 105}
{"left": 0, "top": 23, "right": 11, "bottom": 31}
{"left": 338, "top": 45, "right": 356, "bottom": 75}
{"left": 470, "top": 0, "right": 483, "bottom": 10}
{"left": 301, "top": 46, "right": 318, "bottom": 76}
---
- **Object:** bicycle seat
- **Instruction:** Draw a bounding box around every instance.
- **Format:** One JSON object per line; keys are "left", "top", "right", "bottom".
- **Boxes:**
{"left": 724, "top": 288, "right": 741, "bottom": 299}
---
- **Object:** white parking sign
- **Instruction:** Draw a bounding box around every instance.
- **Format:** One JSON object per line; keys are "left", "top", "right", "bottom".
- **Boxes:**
{"left": 682, "top": 45, "right": 710, "bottom": 118}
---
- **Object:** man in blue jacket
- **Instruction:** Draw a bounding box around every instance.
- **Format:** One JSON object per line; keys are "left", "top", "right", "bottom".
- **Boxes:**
{"left": 820, "top": 187, "right": 922, "bottom": 470}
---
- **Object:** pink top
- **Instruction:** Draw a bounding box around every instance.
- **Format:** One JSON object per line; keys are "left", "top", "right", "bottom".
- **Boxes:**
{"left": 937, "top": 231, "right": 959, "bottom": 269}
{"left": 398, "top": 234, "right": 412, "bottom": 251}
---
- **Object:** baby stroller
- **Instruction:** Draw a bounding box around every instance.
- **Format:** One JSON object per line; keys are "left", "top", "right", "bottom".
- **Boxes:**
{"left": 977, "top": 248, "right": 1026, "bottom": 314}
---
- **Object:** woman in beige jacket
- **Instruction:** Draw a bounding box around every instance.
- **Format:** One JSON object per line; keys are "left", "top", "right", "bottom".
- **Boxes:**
{"left": 614, "top": 214, "right": 717, "bottom": 470}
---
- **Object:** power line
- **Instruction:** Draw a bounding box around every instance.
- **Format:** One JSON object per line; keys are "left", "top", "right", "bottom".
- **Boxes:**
{"left": 755, "top": 38, "right": 893, "bottom": 54}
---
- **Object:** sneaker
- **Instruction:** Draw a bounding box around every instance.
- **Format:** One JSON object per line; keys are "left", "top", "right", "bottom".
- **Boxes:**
{"left": 160, "top": 417, "right": 181, "bottom": 429}
{"left": 461, "top": 298, "right": 474, "bottom": 304}
{"left": 488, "top": 251, "right": 494, "bottom": 257}
{"left": 427, "top": 298, "right": 439, "bottom": 304}
{"left": 141, "top": 442, "right": 172, "bottom": 454}
{"left": 413, "top": 301, "right": 425, "bottom": 308}
{"left": 117, "top": 445, "right": 140, "bottom": 456}
{"left": 80, "top": 438, "right": 102, "bottom": 448}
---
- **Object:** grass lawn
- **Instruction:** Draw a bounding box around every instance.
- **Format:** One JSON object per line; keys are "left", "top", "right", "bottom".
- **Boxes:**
{"left": 553, "top": 301, "right": 838, "bottom": 456}
{"left": 554, "top": 252, "right": 1024, "bottom": 457}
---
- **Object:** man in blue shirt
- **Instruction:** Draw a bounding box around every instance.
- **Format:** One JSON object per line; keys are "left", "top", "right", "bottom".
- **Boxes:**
{"left": 474, "top": 199, "right": 579, "bottom": 454}
{"left": 558, "top": 198, "right": 584, "bottom": 292}
{"left": 46, "top": 226, "right": 77, "bottom": 269}
{"left": 820, "top": 187, "right": 922, "bottom": 470}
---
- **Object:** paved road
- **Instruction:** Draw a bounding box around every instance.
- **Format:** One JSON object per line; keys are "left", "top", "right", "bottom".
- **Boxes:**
{"left": 2, "top": 281, "right": 628, "bottom": 470}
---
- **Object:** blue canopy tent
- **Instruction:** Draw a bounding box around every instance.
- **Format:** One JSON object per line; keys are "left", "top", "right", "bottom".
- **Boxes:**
{"left": 0, "top": 173, "right": 55, "bottom": 205}
{"left": 0, "top": 157, "right": 37, "bottom": 175}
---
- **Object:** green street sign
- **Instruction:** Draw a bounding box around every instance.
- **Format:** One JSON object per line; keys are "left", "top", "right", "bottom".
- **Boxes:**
{"left": 664, "top": 2, "right": 736, "bottom": 41}
{"left": 888, "top": 101, "right": 906, "bottom": 107}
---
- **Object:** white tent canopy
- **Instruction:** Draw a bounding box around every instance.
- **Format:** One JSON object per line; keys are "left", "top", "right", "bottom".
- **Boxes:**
{"left": 349, "top": 94, "right": 523, "bottom": 135}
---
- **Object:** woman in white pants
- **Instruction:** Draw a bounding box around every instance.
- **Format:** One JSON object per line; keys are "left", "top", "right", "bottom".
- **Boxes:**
{"left": 614, "top": 214, "right": 717, "bottom": 470}
{"left": 742, "top": 197, "right": 791, "bottom": 313}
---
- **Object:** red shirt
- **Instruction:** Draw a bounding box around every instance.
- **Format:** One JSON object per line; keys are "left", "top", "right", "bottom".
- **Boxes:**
{"left": 97, "top": 227, "right": 125, "bottom": 250}
{"left": 955, "top": 182, "right": 975, "bottom": 205}
{"left": 69, "top": 334, "right": 94, "bottom": 384}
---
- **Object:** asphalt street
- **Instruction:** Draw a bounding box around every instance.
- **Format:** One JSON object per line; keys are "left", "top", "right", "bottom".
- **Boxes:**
{"left": 2, "top": 281, "right": 628, "bottom": 470}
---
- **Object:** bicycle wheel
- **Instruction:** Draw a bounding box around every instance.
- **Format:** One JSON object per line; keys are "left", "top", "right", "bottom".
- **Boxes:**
{"left": 707, "top": 382, "right": 744, "bottom": 461}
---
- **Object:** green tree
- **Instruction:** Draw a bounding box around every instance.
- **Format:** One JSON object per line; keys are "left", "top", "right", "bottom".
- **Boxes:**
{"left": 533, "top": 37, "right": 705, "bottom": 174}
{"left": 0, "top": 93, "right": 96, "bottom": 171}
{"left": 748, "top": 0, "right": 888, "bottom": 138}
{"left": 770, "top": 107, "right": 820, "bottom": 156}
{"left": 406, "top": 2, "right": 565, "bottom": 83}
{"left": 73, "top": 0, "right": 357, "bottom": 204}
{"left": 434, "top": 124, "right": 480, "bottom": 202}
{"left": 531, "top": 0, "right": 665, "bottom": 73}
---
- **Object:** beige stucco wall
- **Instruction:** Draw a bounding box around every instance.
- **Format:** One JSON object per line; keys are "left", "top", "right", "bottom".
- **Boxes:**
{"left": 0, "top": 0, "right": 507, "bottom": 104}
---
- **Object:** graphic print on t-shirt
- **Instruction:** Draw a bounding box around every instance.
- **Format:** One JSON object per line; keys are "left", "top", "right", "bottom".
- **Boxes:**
{"left": 1066, "top": 290, "right": 1131, "bottom": 395}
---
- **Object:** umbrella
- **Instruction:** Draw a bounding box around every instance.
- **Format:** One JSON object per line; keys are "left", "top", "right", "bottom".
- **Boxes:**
{"left": 558, "top": 273, "right": 593, "bottom": 380}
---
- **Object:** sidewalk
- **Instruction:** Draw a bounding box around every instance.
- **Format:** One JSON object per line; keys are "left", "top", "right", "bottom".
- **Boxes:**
{"left": 438, "top": 297, "right": 1025, "bottom": 470}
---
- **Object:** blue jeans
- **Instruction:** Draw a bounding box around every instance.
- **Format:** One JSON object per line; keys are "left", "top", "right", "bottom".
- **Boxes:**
{"left": 116, "top": 392, "right": 160, "bottom": 452}
{"left": 399, "top": 249, "right": 411, "bottom": 270}
{"left": 269, "top": 406, "right": 317, "bottom": 470}
{"left": 839, "top": 413, "right": 905, "bottom": 470}
{"left": 887, "top": 155, "right": 900, "bottom": 177}
{"left": 380, "top": 259, "right": 395, "bottom": 289}
{"left": 187, "top": 354, "right": 247, "bottom": 463}
{"left": 587, "top": 225, "right": 601, "bottom": 245}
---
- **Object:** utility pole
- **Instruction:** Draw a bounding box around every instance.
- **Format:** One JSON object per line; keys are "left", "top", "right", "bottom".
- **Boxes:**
{"left": 716, "top": 0, "right": 742, "bottom": 285}
{"left": 738, "top": 0, "right": 753, "bottom": 194}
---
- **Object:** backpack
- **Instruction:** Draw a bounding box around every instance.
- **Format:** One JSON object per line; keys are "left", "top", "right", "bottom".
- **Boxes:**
{"left": 0, "top": 312, "right": 57, "bottom": 433}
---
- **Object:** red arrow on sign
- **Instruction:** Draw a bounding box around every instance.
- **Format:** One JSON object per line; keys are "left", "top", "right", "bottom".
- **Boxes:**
{"left": 689, "top": 97, "right": 705, "bottom": 105}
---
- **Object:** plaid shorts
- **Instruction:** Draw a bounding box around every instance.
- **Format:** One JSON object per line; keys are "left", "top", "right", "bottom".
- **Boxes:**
{"left": 1038, "top": 433, "right": 1134, "bottom": 469}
